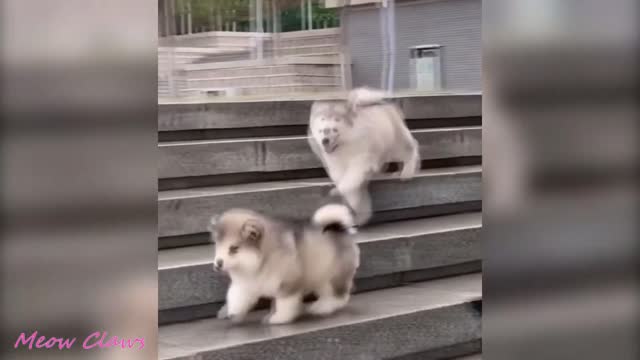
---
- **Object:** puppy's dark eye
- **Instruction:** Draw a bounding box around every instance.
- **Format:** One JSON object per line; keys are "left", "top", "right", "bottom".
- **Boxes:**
{"left": 332, "top": 128, "right": 337, "bottom": 133}
{"left": 229, "top": 245, "right": 239, "bottom": 255}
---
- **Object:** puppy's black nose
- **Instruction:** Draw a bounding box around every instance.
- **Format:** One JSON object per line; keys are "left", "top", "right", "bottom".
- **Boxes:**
{"left": 322, "top": 138, "right": 329, "bottom": 146}
{"left": 215, "top": 259, "right": 223, "bottom": 269}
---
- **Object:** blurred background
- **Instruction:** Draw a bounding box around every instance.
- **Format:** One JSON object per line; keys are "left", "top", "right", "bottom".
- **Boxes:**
{"left": 483, "top": 0, "right": 639, "bottom": 359}
{"left": 1, "top": 0, "right": 638, "bottom": 359}
{"left": 157, "top": 0, "right": 481, "bottom": 100}
{"left": 1, "top": 1, "right": 158, "bottom": 359}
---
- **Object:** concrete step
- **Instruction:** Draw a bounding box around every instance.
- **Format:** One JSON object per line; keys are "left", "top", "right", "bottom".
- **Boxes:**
{"left": 182, "top": 84, "right": 344, "bottom": 98}
{"left": 237, "top": 84, "right": 342, "bottom": 96}
{"left": 184, "top": 54, "right": 345, "bottom": 72}
{"left": 159, "top": 273, "right": 481, "bottom": 360}
{"left": 158, "top": 93, "right": 481, "bottom": 131}
{"left": 188, "top": 73, "right": 342, "bottom": 89}
{"left": 187, "top": 64, "right": 340, "bottom": 78}
{"left": 159, "top": 127, "right": 481, "bottom": 179}
{"left": 159, "top": 213, "right": 480, "bottom": 313}
{"left": 158, "top": 166, "right": 481, "bottom": 237}
{"left": 454, "top": 354, "right": 482, "bottom": 359}
{"left": 269, "top": 44, "right": 341, "bottom": 57}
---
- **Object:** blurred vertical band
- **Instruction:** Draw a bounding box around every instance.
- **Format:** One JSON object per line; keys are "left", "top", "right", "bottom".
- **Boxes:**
{"left": 484, "top": 0, "right": 639, "bottom": 359}
{"left": 1, "top": 1, "right": 158, "bottom": 359}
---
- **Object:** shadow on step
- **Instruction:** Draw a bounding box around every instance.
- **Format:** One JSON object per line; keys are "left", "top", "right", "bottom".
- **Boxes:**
{"left": 391, "top": 339, "right": 481, "bottom": 360}
{"left": 159, "top": 260, "right": 481, "bottom": 325}
{"left": 159, "top": 201, "right": 482, "bottom": 249}
{"left": 159, "top": 156, "right": 481, "bottom": 191}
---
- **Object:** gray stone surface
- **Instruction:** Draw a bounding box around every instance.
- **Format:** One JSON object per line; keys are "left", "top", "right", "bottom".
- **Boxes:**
{"left": 158, "top": 93, "right": 481, "bottom": 131}
{"left": 159, "top": 273, "right": 481, "bottom": 360}
{"left": 159, "top": 127, "right": 481, "bottom": 178}
{"left": 158, "top": 166, "right": 481, "bottom": 237}
{"left": 455, "top": 354, "right": 482, "bottom": 360}
{"left": 159, "top": 213, "right": 481, "bottom": 310}
{"left": 188, "top": 74, "right": 342, "bottom": 89}
{"left": 187, "top": 64, "right": 340, "bottom": 78}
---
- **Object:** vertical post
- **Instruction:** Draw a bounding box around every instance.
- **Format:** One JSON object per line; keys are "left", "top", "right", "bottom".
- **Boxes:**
{"left": 307, "top": 0, "right": 313, "bottom": 29}
{"left": 387, "top": 0, "right": 395, "bottom": 93}
{"left": 379, "top": 0, "right": 388, "bottom": 90}
{"left": 163, "top": 0, "right": 171, "bottom": 36}
{"left": 216, "top": 3, "right": 222, "bottom": 31}
{"left": 256, "top": 0, "right": 264, "bottom": 59}
{"left": 167, "top": 0, "right": 174, "bottom": 36}
{"left": 187, "top": 0, "right": 192, "bottom": 34}
{"left": 339, "top": 0, "right": 352, "bottom": 90}
{"left": 272, "top": 0, "right": 279, "bottom": 33}
{"left": 250, "top": 0, "right": 256, "bottom": 32}
{"left": 179, "top": 0, "right": 186, "bottom": 35}
{"left": 301, "top": 0, "right": 306, "bottom": 30}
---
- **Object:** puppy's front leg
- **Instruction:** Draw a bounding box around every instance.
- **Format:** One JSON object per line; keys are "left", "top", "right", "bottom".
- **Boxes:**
{"left": 263, "top": 293, "right": 302, "bottom": 325}
{"left": 226, "top": 282, "right": 258, "bottom": 323}
{"left": 336, "top": 162, "right": 370, "bottom": 196}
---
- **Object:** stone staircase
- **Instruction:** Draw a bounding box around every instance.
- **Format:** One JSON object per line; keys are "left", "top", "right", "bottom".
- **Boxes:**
{"left": 159, "top": 29, "right": 346, "bottom": 98}
{"left": 158, "top": 92, "right": 482, "bottom": 359}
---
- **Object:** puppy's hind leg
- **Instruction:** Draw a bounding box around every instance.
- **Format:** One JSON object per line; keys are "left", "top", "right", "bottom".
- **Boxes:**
{"left": 306, "top": 280, "right": 352, "bottom": 316}
{"left": 399, "top": 137, "right": 420, "bottom": 180}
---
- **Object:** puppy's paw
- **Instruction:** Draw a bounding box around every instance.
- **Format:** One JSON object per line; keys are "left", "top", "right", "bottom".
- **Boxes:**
{"left": 399, "top": 171, "right": 415, "bottom": 181}
{"left": 263, "top": 313, "right": 295, "bottom": 325}
{"left": 228, "top": 312, "right": 247, "bottom": 324}
{"left": 306, "top": 301, "right": 335, "bottom": 316}
{"left": 399, "top": 164, "right": 417, "bottom": 180}
{"left": 216, "top": 304, "right": 229, "bottom": 319}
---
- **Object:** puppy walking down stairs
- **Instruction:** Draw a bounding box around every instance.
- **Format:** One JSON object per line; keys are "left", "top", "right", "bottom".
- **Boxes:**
{"left": 308, "top": 87, "right": 420, "bottom": 225}
{"left": 211, "top": 204, "right": 360, "bottom": 325}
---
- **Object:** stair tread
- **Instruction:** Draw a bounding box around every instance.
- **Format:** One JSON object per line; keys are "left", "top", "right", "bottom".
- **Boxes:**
{"left": 159, "top": 126, "right": 481, "bottom": 146}
{"left": 159, "top": 165, "right": 482, "bottom": 200}
{"left": 159, "top": 273, "right": 481, "bottom": 360}
{"left": 189, "top": 73, "right": 340, "bottom": 80}
{"left": 159, "top": 212, "right": 481, "bottom": 270}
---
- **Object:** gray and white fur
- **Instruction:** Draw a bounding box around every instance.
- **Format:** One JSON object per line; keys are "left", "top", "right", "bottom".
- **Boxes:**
{"left": 211, "top": 204, "right": 360, "bottom": 325}
{"left": 308, "top": 87, "right": 420, "bottom": 225}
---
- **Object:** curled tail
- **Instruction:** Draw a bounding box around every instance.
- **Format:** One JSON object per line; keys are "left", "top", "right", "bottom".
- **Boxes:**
{"left": 312, "top": 204, "right": 357, "bottom": 234}
{"left": 347, "top": 87, "right": 387, "bottom": 111}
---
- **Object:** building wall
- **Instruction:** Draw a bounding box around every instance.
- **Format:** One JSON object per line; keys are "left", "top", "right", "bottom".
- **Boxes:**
{"left": 345, "top": 0, "right": 481, "bottom": 91}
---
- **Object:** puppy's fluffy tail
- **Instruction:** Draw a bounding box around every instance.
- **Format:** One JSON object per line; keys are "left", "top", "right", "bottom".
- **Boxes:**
{"left": 347, "top": 87, "right": 387, "bottom": 109}
{"left": 312, "top": 204, "right": 356, "bottom": 234}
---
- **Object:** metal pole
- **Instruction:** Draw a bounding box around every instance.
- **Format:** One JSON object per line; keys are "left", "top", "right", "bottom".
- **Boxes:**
{"left": 387, "top": 0, "right": 395, "bottom": 93}
{"left": 307, "top": 0, "right": 313, "bottom": 29}
{"left": 301, "top": 0, "right": 306, "bottom": 30}
{"left": 257, "top": 0, "right": 264, "bottom": 59}
{"left": 379, "top": 0, "right": 395, "bottom": 93}
{"left": 379, "top": 0, "right": 388, "bottom": 90}
{"left": 187, "top": 0, "right": 192, "bottom": 34}
{"left": 339, "top": 0, "right": 352, "bottom": 90}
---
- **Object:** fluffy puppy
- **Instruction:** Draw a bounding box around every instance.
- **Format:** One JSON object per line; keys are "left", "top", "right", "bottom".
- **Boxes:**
{"left": 308, "top": 87, "right": 420, "bottom": 224}
{"left": 211, "top": 204, "right": 359, "bottom": 325}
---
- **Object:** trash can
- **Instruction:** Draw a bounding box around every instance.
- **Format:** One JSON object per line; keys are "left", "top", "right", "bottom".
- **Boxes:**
{"left": 409, "top": 44, "right": 442, "bottom": 91}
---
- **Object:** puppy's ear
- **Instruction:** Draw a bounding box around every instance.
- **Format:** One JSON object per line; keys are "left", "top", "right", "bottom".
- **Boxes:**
{"left": 240, "top": 219, "right": 263, "bottom": 247}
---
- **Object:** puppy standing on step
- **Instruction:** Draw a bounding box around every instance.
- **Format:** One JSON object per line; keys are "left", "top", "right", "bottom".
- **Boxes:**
{"left": 308, "top": 87, "right": 420, "bottom": 225}
{"left": 211, "top": 204, "right": 359, "bottom": 325}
